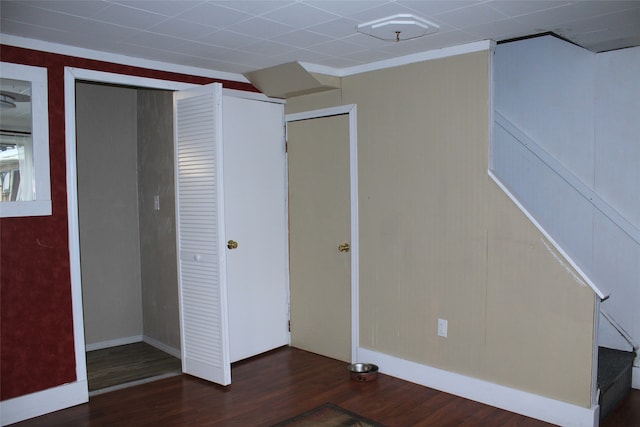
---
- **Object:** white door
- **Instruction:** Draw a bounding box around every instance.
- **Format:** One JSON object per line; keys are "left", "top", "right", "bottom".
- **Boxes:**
{"left": 223, "top": 95, "right": 289, "bottom": 363}
{"left": 174, "top": 83, "right": 231, "bottom": 385}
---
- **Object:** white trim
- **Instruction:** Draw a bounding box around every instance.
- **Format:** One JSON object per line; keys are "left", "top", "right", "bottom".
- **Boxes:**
{"left": 63, "top": 68, "right": 88, "bottom": 393}
{"left": 348, "top": 107, "right": 359, "bottom": 363}
{"left": 0, "top": 62, "right": 51, "bottom": 218}
{"left": 601, "top": 309, "right": 640, "bottom": 350}
{"left": 285, "top": 104, "right": 359, "bottom": 363}
{"left": 1, "top": 34, "right": 248, "bottom": 84}
{"left": 285, "top": 104, "right": 353, "bottom": 122}
{"left": 592, "top": 297, "right": 601, "bottom": 407}
{"left": 3, "top": 34, "right": 490, "bottom": 82}
{"left": 143, "top": 336, "right": 182, "bottom": 359}
{"left": 357, "top": 347, "right": 600, "bottom": 427}
{"left": 89, "top": 373, "right": 180, "bottom": 397}
{"left": 283, "top": 112, "right": 292, "bottom": 348}
{"left": 487, "top": 42, "right": 496, "bottom": 172}
{"left": 488, "top": 170, "right": 608, "bottom": 300}
{"left": 84, "top": 335, "right": 143, "bottom": 352}
{"left": 83, "top": 335, "right": 181, "bottom": 359}
{"left": 65, "top": 68, "right": 195, "bottom": 91}
{"left": 0, "top": 381, "right": 88, "bottom": 426}
{"left": 301, "top": 40, "right": 492, "bottom": 77}
{"left": 2, "top": 34, "right": 492, "bottom": 83}
{"left": 65, "top": 68, "right": 209, "bottom": 416}
{"left": 633, "top": 366, "right": 640, "bottom": 390}
{"left": 222, "top": 88, "right": 285, "bottom": 104}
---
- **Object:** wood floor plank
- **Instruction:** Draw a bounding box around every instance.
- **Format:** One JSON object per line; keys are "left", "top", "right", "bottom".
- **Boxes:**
{"left": 12, "top": 347, "right": 638, "bottom": 426}
{"left": 86, "top": 342, "right": 181, "bottom": 391}
{"left": 601, "top": 388, "right": 640, "bottom": 427}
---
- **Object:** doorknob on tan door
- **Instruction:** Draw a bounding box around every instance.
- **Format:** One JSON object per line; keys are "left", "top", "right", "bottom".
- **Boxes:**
{"left": 338, "top": 243, "right": 350, "bottom": 253}
{"left": 227, "top": 240, "right": 238, "bottom": 249}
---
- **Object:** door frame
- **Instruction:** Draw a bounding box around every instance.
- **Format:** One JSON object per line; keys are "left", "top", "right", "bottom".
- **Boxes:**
{"left": 63, "top": 68, "right": 277, "bottom": 394}
{"left": 285, "top": 105, "right": 359, "bottom": 363}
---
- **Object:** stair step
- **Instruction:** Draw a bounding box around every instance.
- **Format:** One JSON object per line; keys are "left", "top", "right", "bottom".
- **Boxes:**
{"left": 598, "top": 347, "right": 635, "bottom": 422}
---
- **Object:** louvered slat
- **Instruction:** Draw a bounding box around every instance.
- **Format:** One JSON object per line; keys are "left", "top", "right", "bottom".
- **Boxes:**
{"left": 174, "top": 83, "right": 231, "bottom": 385}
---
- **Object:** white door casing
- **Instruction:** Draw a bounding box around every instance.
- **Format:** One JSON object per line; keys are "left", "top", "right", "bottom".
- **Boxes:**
{"left": 286, "top": 105, "right": 359, "bottom": 363}
{"left": 31, "top": 67, "right": 195, "bottom": 427}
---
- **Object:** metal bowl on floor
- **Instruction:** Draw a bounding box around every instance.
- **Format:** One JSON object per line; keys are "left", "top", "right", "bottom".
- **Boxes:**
{"left": 347, "top": 363, "right": 379, "bottom": 382}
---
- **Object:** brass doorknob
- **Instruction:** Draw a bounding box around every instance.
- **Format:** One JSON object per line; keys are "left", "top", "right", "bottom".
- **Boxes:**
{"left": 227, "top": 240, "right": 238, "bottom": 250}
{"left": 338, "top": 243, "right": 350, "bottom": 253}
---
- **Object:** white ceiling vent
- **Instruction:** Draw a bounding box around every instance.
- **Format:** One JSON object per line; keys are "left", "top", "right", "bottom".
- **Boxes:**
{"left": 357, "top": 14, "right": 440, "bottom": 42}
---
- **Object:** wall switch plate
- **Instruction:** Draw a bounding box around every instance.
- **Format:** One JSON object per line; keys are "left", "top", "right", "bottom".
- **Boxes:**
{"left": 437, "top": 318, "right": 448, "bottom": 337}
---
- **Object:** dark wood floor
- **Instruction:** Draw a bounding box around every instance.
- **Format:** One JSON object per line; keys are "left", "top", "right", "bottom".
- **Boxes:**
{"left": 13, "top": 346, "right": 640, "bottom": 427}
{"left": 87, "top": 342, "right": 181, "bottom": 392}
{"left": 602, "top": 388, "right": 640, "bottom": 427}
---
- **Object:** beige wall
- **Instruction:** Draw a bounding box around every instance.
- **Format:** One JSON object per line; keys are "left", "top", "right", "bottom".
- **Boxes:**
{"left": 76, "top": 82, "right": 143, "bottom": 345}
{"left": 137, "top": 89, "right": 181, "bottom": 351}
{"left": 287, "top": 50, "right": 596, "bottom": 407}
{"left": 485, "top": 182, "right": 595, "bottom": 405}
{"left": 285, "top": 88, "right": 342, "bottom": 113}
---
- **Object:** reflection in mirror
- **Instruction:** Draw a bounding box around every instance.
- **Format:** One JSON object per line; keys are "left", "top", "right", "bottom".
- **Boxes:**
{"left": 1, "top": 78, "right": 33, "bottom": 202}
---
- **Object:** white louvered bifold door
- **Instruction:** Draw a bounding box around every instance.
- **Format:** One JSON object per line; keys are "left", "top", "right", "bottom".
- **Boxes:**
{"left": 174, "top": 83, "right": 231, "bottom": 385}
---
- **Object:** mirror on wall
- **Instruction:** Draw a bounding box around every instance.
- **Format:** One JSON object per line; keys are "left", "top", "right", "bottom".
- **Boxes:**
{"left": 0, "top": 62, "right": 51, "bottom": 217}
{"left": 1, "top": 77, "right": 34, "bottom": 202}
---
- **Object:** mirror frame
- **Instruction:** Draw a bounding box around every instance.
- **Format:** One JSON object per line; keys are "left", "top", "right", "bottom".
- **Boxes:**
{"left": 0, "top": 62, "right": 51, "bottom": 217}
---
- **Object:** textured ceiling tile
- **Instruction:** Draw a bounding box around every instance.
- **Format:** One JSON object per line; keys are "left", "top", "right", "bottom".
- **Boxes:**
{"left": 399, "top": 0, "right": 480, "bottom": 17}
{"left": 14, "top": 0, "right": 111, "bottom": 17}
{"left": 271, "top": 29, "right": 333, "bottom": 48}
{"left": 435, "top": 3, "right": 508, "bottom": 28}
{"left": 146, "top": 18, "right": 219, "bottom": 39}
{"left": 1, "top": 0, "right": 638, "bottom": 74}
{"left": 93, "top": 3, "right": 170, "bottom": 29}
{"left": 111, "top": 0, "right": 203, "bottom": 16}
{"left": 225, "top": 16, "right": 295, "bottom": 39}
{"left": 307, "top": 0, "right": 389, "bottom": 17}
{"left": 304, "top": 17, "right": 361, "bottom": 39}
{"left": 261, "top": 2, "right": 338, "bottom": 27}
{"left": 486, "top": 0, "right": 571, "bottom": 17}
{"left": 176, "top": 2, "right": 253, "bottom": 28}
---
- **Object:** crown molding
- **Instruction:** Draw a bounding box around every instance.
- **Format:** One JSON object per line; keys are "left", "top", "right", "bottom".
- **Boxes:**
{"left": 0, "top": 34, "right": 249, "bottom": 83}
{"left": 302, "top": 40, "right": 493, "bottom": 77}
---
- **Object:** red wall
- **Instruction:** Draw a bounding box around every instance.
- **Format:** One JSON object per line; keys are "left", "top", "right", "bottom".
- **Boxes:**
{"left": 0, "top": 45, "right": 256, "bottom": 401}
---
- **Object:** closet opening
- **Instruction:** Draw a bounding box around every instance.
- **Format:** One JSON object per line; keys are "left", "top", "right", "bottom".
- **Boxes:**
{"left": 75, "top": 81, "right": 181, "bottom": 394}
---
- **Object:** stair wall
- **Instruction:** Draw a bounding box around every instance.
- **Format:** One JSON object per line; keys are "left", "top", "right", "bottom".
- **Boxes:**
{"left": 493, "top": 36, "right": 640, "bottom": 386}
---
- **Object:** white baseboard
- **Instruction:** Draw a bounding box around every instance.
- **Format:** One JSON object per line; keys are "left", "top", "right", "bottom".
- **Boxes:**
{"left": 84, "top": 335, "right": 181, "bottom": 359}
{"left": 85, "top": 335, "right": 143, "bottom": 351}
{"left": 0, "top": 336, "right": 180, "bottom": 426}
{"left": 357, "top": 347, "right": 599, "bottom": 427}
{"left": 0, "top": 380, "right": 88, "bottom": 426}
{"left": 633, "top": 366, "right": 640, "bottom": 389}
{"left": 143, "top": 336, "right": 181, "bottom": 359}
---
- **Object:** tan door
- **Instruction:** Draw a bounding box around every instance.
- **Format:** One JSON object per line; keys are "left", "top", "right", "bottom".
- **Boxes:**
{"left": 287, "top": 114, "right": 351, "bottom": 362}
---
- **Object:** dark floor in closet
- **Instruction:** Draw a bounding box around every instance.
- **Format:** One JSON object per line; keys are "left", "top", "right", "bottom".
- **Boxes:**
{"left": 86, "top": 342, "right": 181, "bottom": 393}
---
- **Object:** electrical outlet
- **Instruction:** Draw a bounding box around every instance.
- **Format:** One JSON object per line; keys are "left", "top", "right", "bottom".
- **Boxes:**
{"left": 437, "top": 318, "right": 448, "bottom": 338}
{"left": 154, "top": 195, "right": 160, "bottom": 211}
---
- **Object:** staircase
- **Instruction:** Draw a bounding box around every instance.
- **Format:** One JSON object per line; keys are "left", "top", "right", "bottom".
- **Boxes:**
{"left": 597, "top": 347, "right": 636, "bottom": 422}
{"left": 493, "top": 35, "right": 640, "bottom": 427}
